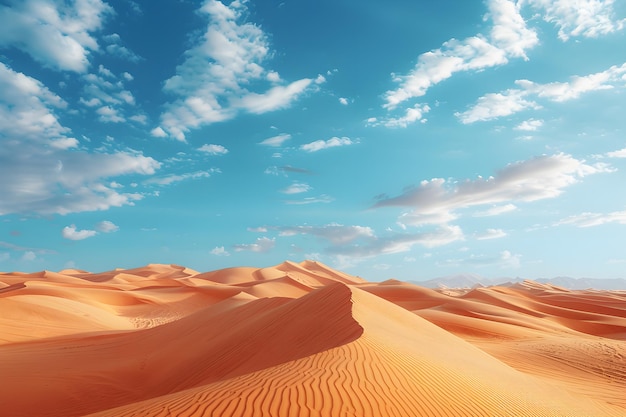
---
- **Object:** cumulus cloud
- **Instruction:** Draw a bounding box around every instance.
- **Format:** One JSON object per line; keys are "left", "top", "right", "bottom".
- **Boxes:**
{"left": 374, "top": 153, "right": 609, "bottom": 227}
{"left": 606, "top": 148, "right": 626, "bottom": 158}
{"left": 79, "top": 66, "right": 140, "bottom": 124}
{"left": 103, "top": 32, "right": 141, "bottom": 62}
{"left": 155, "top": 0, "right": 318, "bottom": 141}
{"left": 62, "top": 225, "right": 97, "bottom": 240}
{"left": 339, "top": 97, "right": 349, "bottom": 105}
{"left": 556, "top": 210, "right": 626, "bottom": 228}
{"left": 514, "top": 118, "right": 543, "bottom": 131}
{"left": 0, "top": 62, "right": 71, "bottom": 146}
{"left": 300, "top": 136, "right": 354, "bottom": 152}
{"left": 210, "top": 246, "right": 230, "bottom": 256}
{"left": 459, "top": 63, "right": 626, "bottom": 122}
{"left": 233, "top": 236, "right": 275, "bottom": 253}
{"left": 0, "top": 0, "right": 112, "bottom": 72}
{"left": 456, "top": 89, "right": 540, "bottom": 123}
{"left": 370, "top": 104, "right": 430, "bottom": 128}
{"left": 198, "top": 144, "right": 229, "bottom": 155}
{"left": 259, "top": 133, "right": 291, "bottom": 147}
{"left": 96, "top": 220, "right": 119, "bottom": 233}
{"left": 523, "top": 0, "right": 626, "bottom": 41}
{"left": 0, "top": 146, "right": 160, "bottom": 215}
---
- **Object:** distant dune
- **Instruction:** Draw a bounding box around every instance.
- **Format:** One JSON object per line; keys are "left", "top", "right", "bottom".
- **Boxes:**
{"left": 416, "top": 274, "right": 626, "bottom": 290}
{"left": 1, "top": 261, "right": 625, "bottom": 416}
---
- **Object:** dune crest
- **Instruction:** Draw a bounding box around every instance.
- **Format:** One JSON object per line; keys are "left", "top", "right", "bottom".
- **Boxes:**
{"left": 0, "top": 261, "right": 624, "bottom": 416}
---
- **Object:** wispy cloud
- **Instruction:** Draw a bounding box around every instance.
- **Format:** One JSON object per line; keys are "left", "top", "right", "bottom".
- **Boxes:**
{"left": 475, "top": 228, "right": 507, "bottom": 240}
{"left": 301, "top": 136, "right": 354, "bottom": 152}
{"left": 440, "top": 250, "right": 521, "bottom": 268}
{"left": 233, "top": 236, "right": 275, "bottom": 253}
{"left": 259, "top": 133, "right": 292, "bottom": 147}
{"left": 374, "top": 153, "right": 610, "bottom": 227}
{"left": 555, "top": 210, "right": 626, "bottom": 228}
{"left": 145, "top": 170, "right": 215, "bottom": 186}
{"left": 474, "top": 204, "right": 518, "bottom": 217}
{"left": 383, "top": 0, "right": 537, "bottom": 110}
{"left": 458, "top": 63, "right": 626, "bottom": 123}
{"left": 280, "top": 182, "right": 311, "bottom": 194}
{"left": 154, "top": 0, "right": 319, "bottom": 141}
{"left": 285, "top": 195, "right": 334, "bottom": 205}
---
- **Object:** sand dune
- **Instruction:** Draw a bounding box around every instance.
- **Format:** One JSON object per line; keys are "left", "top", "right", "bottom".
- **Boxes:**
{"left": 0, "top": 261, "right": 624, "bottom": 416}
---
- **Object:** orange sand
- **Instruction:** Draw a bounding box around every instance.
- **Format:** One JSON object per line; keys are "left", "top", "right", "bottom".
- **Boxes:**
{"left": 0, "top": 261, "right": 624, "bottom": 416}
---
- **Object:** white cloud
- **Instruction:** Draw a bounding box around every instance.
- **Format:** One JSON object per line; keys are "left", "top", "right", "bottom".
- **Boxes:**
{"left": 456, "top": 89, "right": 540, "bottom": 123}
{"left": 145, "top": 170, "right": 214, "bottom": 186}
{"left": 0, "top": 62, "right": 71, "bottom": 146}
{"left": 210, "top": 246, "right": 230, "bottom": 256}
{"left": 0, "top": 0, "right": 112, "bottom": 72}
{"left": 474, "top": 204, "right": 518, "bottom": 217}
{"left": 259, "top": 133, "right": 291, "bottom": 147}
{"left": 198, "top": 144, "right": 229, "bottom": 155}
{"left": 459, "top": 63, "right": 626, "bottom": 122}
{"left": 383, "top": 0, "right": 537, "bottom": 109}
{"left": 276, "top": 224, "right": 375, "bottom": 245}
{"left": 96, "top": 105, "right": 125, "bottom": 123}
{"left": 489, "top": 0, "right": 539, "bottom": 58}
{"left": 151, "top": 127, "right": 167, "bottom": 138}
{"left": 476, "top": 228, "right": 507, "bottom": 240}
{"left": 0, "top": 145, "right": 160, "bottom": 216}
{"left": 233, "top": 236, "right": 275, "bottom": 253}
{"left": 556, "top": 210, "right": 626, "bottom": 228}
{"left": 442, "top": 250, "right": 521, "bottom": 268}
{"left": 155, "top": 0, "right": 317, "bottom": 141}
{"left": 301, "top": 136, "right": 354, "bottom": 152}
{"left": 339, "top": 97, "right": 348, "bottom": 105}
{"left": 523, "top": 0, "right": 626, "bottom": 41}
{"left": 21, "top": 251, "right": 37, "bottom": 262}
{"left": 516, "top": 63, "right": 626, "bottom": 101}
{"left": 374, "top": 153, "right": 609, "bottom": 226}
{"left": 514, "top": 118, "right": 543, "bottom": 131}
{"left": 237, "top": 79, "right": 314, "bottom": 114}
{"left": 285, "top": 195, "right": 334, "bottom": 205}
{"left": 62, "top": 225, "right": 97, "bottom": 240}
{"left": 103, "top": 33, "right": 141, "bottom": 62}
{"left": 281, "top": 182, "right": 311, "bottom": 194}
{"left": 606, "top": 148, "right": 626, "bottom": 158}
{"left": 96, "top": 220, "right": 119, "bottom": 233}
{"left": 372, "top": 104, "right": 431, "bottom": 128}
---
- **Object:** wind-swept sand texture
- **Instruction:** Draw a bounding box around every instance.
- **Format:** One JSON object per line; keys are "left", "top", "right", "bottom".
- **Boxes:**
{"left": 1, "top": 261, "right": 625, "bottom": 416}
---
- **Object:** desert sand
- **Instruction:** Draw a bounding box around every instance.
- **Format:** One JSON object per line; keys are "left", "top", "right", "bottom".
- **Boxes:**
{"left": 0, "top": 261, "right": 624, "bottom": 416}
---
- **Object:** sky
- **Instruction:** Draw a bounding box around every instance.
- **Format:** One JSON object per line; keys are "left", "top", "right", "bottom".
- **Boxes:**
{"left": 1, "top": 0, "right": 626, "bottom": 281}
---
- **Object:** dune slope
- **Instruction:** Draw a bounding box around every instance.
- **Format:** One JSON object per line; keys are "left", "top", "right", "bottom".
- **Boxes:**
{"left": 0, "top": 261, "right": 624, "bottom": 417}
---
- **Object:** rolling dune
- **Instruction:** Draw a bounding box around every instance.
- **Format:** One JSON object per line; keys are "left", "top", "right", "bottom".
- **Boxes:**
{"left": 1, "top": 261, "right": 625, "bottom": 416}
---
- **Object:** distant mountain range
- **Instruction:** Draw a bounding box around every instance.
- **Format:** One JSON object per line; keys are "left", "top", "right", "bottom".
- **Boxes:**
{"left": 412, "top": 274, "right": 626, "bottom": 290}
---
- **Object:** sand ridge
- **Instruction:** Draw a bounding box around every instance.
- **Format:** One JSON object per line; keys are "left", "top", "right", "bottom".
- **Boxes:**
{"left": 0, "top": 260, "right": 625, "bottom": 416}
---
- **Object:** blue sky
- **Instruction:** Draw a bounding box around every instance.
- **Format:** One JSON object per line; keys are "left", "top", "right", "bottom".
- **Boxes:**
{"left": 1, "top": 0, "right": 626, "bottom": 281}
